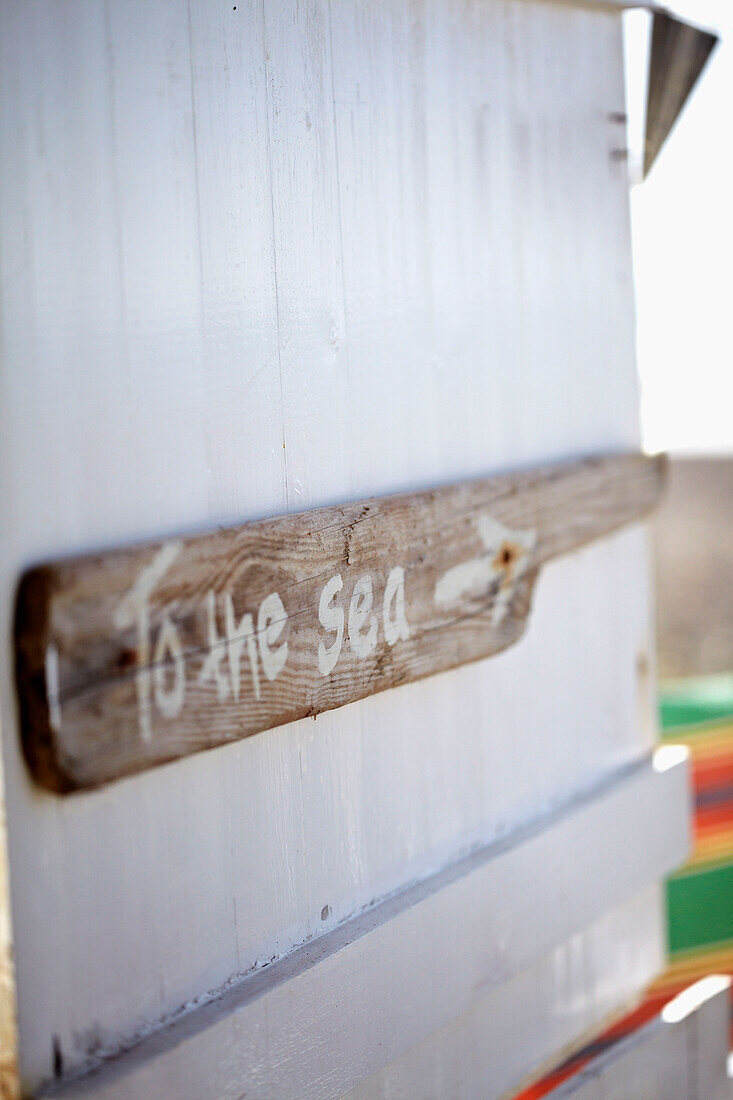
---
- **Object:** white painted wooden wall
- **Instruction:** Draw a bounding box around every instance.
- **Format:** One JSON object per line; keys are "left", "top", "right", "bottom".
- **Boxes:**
{"left": 0, "top": 1, "right": 686, "bottom": 1096}
{"left": 543, "top": 976, "right": 731, "bottom": 1100}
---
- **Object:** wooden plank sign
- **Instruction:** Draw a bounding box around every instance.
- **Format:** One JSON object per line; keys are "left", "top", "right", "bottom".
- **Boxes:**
{"left": 15, "top": 453, "right": 665, "bottom": 793}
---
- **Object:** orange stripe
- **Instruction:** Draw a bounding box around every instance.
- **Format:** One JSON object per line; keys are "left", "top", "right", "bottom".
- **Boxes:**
{"left": 685, "top": 738, "right": 733, "bottom": 763}
{"left": 686, "top": 839, "right": 733, "bottom": 868}
{"left": 693, "top": 828, "right": 732, "bottom": 843}
{"left": 690, "top": 741, "right": 733, "bottom": 763}
{"left": 691, "top": 822, "right": 733, "bottom": 842}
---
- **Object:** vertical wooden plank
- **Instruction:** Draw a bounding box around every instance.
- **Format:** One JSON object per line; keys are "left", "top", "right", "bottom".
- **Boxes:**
{"left": 181, "top": 7, "right": 315, "bottom": 1016}
{"left": 0, "top": 746, "right": 18, "bottom": 1099}
{"left": 186, "top": 1, "right": 286, "bottom": 521}
{"left": 0, "top": 4, "right": 125, "bottom": 1083}
{"left": 261, "top": 0, "right": 350, "bottom": 510}
{"left": 327, "top": 0, "right": 444, "bottom": 492}
{"left": 101, "top": 0, "right": 211, "bottom": 530}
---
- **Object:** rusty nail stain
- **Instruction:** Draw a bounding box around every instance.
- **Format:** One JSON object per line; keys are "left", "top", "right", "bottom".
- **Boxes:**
{"left": 116, "top": 648, "right": 137, "bottom": 670}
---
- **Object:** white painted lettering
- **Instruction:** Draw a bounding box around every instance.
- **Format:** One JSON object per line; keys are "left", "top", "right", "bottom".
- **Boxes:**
{"left": 383, "top": 566, "right": 410, "bottom": 646}
{"left": 348, "top": 574, "right": 378, "bottom": 658}
{"left": 434, "top": 514, "right": 536, "bottom": 627}
{"left": 224, "top": 593, "right": 260, "bottom": 702}
{"left": 198, "top": 590, "right": 230, "bottom": 701}
{"left": 153, "top": 614, "right": 186, "bottom": 719}
{"left": 258, "top": 592, "right": 288, "bottom": 682}
{"left": 113, "top": 540, "right": 183, "bottom": 741}
{"left": 318, "top": 573, "right": 344, "bottom": 675}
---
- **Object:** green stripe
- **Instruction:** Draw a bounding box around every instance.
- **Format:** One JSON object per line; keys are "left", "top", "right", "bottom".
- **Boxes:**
{"left": 667, "top": 862, "right": 733, "bottom": 954}
{"left": 660, "top": 674, "right": 733, "bottom": 731}
{"left": 661, "top": 699, "right": 733, "bottom": 730}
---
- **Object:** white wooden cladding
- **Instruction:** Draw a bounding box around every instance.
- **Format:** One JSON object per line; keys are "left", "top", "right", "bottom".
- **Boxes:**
{"left": 544, "top": 977, "right": 731, "bottom": 1100}
{"left": 347, "top": 885, "right": 667, "bottom": 1100}
{"left": 40, "top": 753, "right": 689, "bottom": 1099}
{"left": 0, "top": 0, "right": 652, "bottom": 1093}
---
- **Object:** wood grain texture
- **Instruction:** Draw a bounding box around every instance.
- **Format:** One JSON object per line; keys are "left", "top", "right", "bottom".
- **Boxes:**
{"left": 16, "top": 453, "right": 664, "bottom": 792}
{"left": 0, "top": 1, "right": 652, "bottom": 1087}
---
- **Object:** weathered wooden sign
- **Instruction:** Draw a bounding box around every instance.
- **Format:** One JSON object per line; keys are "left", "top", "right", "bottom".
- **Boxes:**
{"left": 15, "top": 452, "right": 665, "bottom": 793}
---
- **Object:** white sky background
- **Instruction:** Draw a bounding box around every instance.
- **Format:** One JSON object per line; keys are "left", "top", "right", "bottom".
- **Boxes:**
{"left": 626, "top": 3, "right": 733, "bottom": 454}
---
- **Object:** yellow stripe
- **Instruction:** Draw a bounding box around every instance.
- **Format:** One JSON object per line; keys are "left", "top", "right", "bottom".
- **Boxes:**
{"left": 674, "top": 853, "right": 733, "bottom": 880}
{"left": 662, "top": 954, "right": 733, "bottom": 982}
{"left": 671, "top": 735, "right": 733, "bottom": 761}
{"left": 669, "top": 721, "right": 730, "bottom": 748}
{"left": 686, "top": 846, "right": 733, "bottom": 871}
{"left": 651, "top": 965, "right": 733, "bottom": 996}
{"left": 664, "top": 718, "right": 733, "bottom": 744}
{"left": 682, "top": 836, "right": 730, "bottom": 871}
{"left": 688, "top": 745, "right": 733, "bottom": 766}
{"left": 670, "top": 937, "right": 733, "bottom": 963}
{"left": 665, "top": 718, "right": 733, "bottom": 741}
{"left": 648, "top": 943, "right": 733, "bottom": 992}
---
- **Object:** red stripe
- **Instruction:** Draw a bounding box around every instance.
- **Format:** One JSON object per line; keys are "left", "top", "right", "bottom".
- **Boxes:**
{"left": 695, "top": 802, "right": 733, "bottom": 831}
{"left": 693, "top": 818, "right": 733, "bottom": 841}
{"left": 693, "top": 756, "right": 733, "bottom": 792}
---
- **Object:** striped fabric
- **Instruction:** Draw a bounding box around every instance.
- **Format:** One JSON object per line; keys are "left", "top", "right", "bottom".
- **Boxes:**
{"left": 648, "top": 682, "right": 733, "bottom": 1037}
{"left": 512, "top": 675, "right": 733, "bottom": 1099}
